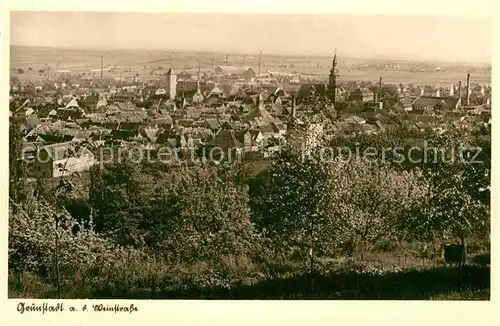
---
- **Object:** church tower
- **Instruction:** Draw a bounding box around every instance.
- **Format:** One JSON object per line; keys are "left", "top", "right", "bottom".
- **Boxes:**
{"left": 327, "top": 49, "right": 339, "bottom": 104}
{"left": 193, "top": 66, "right": 204, "bottom": 103}
{"left": 165, "top": 68, "right": 177, "bottom": 100}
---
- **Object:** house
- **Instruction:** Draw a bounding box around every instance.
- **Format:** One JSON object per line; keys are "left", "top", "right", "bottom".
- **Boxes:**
{"left": 207, "top": 129, "right": 252, "bottom": 154}
{"left": 112, "top": 93, "right": 135, "bottom": 103}
{"left": 150, "top": 116, "right": 173, "bottom": 130}
{"left": 220, "top": 120, "right": 237, "bottom": 130}
{"left": 259, "top": 124, "right": 276, "bottom": 140}
{"left": 412, "top": 96, "right": 461, "bottom": 114}
{"left": 24, "top": 115, "right": 41, "bottom": 131}
{"left": 24, "top": 107, "right": 36, "bottom": 116}
{"left": 65, "top": 98, "right": 80, "bottom": 109}
{"left": 83, "top": 94, "right": 100, "bottom": 110}
{"left": 140, "top": 127, "right": 159, "bottom": 143}
{"left": 360, "top": 89, "right": 376, "bottom": 103}
{"left": 205, "top": 84, "right": 225, "bottom": 98}
{"left": 397, "top": 97, "right": 415, "bottom": 112}
{"left": 97, "top": 97, "right": 108, "bottom": 109}
{"left": 250, "top": 129, "right": 264, "bottom": 149}
{"left": 295, "top": 84, "right": 328, "bottom": 103}
{"left": 414, "top": 122, "right": 433, "bottom": 134}
{"left": 57, "top": 107, "right": 84, "bottom": 121}
{"left": 33, "top": 142, "right": 96, "bottom": 178}
{"left": 116, "top": 101, "right": 136, "bottom": 111}
{"left": 205, "top": 118, "right": 221, "bottom": 133}
{"left": 270, "top": 121, "right": 286, "bottom": 137}
{"left": 177, "top": 119, "right": 194, "bottom": 128}
{"left": 241, "top": 105, "right": 275, "bottom": 124}
{"left": 214, "top": 66, "right": 256, "bottom": 79}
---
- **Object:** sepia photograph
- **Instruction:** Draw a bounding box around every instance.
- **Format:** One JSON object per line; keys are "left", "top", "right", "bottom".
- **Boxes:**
{"left": 7, "top": 8, "right": 492, "bottom": 302}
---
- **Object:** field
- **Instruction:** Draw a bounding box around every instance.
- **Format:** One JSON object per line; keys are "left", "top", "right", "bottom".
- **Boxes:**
{"left": 10, "top": 46, "right": 491, "bottom": 86}
{"left": 9, "top": 245, "right": 490, "bottom": 300}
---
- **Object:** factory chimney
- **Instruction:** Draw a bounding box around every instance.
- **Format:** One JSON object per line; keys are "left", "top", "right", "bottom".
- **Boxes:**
{"left": 100, "top": 55, "right": 103, "bottom": 78}
{"left": 225, "top": 53, "right": 228, "bottom": 66}
{"left": 291, "top": 95, "right": 296, "bottom": 119}
{"left": 466, "top": 73, "right": 471, "bottom": 106}
{"left": 378, "top": 77, "right": 383, "bottom": 102}
{"left": 458, "top": 80, "right": 462, "bottom": 106}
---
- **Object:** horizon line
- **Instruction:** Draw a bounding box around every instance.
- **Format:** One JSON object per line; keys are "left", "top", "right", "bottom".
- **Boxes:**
{"left": 10, "top": 44, "right": 492, "bottom": 66}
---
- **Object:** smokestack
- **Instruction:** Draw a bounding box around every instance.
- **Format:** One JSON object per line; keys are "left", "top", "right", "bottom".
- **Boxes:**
{"left": 225, "top": 53, "right": 228, "bottom": 66}
{"left": 466, "top": 73, "right": 471, "bottom": 106}
{"left": 243, "top": 55, "right": 246, "bottom": 67}
{"left": 291, "top": 95, "right": 296, "bottom": 118}
{"left": 458, "top": 80, "right": 462, "bottom": 106}
{"left": 378, "top": 77, "right": 383, "bottom": 103}
{"left": 100, "top": 55, "right": 103, "bottom": 78}
{"left": 211, "top": 55, "right": 215, "bottom": 73}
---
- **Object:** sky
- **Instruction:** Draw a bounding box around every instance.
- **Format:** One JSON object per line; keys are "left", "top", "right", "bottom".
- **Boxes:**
{"left": 10, "top": 12, "right": 492, "bottom": 63}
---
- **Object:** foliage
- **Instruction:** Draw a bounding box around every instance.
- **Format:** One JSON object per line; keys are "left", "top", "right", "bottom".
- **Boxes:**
{"left": 251, "top": 149, "right": 335, "bottom": 260}
{"left": 145, "top": 166, "right": 258, "bottom": 263}
{"left": 401, "top": 126, "right": 490, "bottom": 242}
{"left": 9, "top": 118, "right": 28, "bottom": 202}
{"left": 328, "top": 158, "right": 429, "bottom": 253}
{"left": 9, "top": 197, "right": 120, "bottom": 290}
{"left": 88, "top": 161, "right": 147, "bottom": 246}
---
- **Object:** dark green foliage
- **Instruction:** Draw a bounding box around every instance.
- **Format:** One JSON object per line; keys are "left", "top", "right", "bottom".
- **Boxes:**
{"left": 251, "top": 149, "right": 334, "bottom": 259}
{"left": 89, "top": 162, "right": 146, "bottom": 246}
{"left": 144, "top": 166, "right": 258, "bottom": 263}
{"left": 9, "top": 118, "right": 28, "bottom": 202}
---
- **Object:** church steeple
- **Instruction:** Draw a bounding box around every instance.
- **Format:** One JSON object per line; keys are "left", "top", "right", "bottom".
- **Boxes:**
{"left": 331, "top": 49, "right": 337, "bottom": 70}
{"left": 328, "top": 49, "right": 339, "bottom": 104}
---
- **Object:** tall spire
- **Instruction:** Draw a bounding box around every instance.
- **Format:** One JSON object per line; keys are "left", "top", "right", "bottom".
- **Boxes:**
{"left": 328, "top": 49, "right": 339, "bottom": 104}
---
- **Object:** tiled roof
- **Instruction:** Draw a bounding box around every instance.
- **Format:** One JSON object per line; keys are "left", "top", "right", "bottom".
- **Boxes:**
{"left": 209, "top": 130, "right": 242, "bottom": 149}
{"left": 296, "top": 84, "right": 327, "bottom": 99}
{"left": 40, "top": 142, "right": 92, "bottom": 161}
{"left": 241, "top": 106, "right": 274, "bottom": 123}
{"left": 259, "top": 124, "right": 275, "bottom": 135}
{"left": 412, "top": 96, "right": 459, "bottom": 110}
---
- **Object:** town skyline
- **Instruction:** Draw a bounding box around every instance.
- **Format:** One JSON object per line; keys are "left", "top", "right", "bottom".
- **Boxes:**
{"left": 9, "top": 44, "right": 492, "bottom": 66}
{"left": 11, "top": 12, "right": 492, "bottom": 64}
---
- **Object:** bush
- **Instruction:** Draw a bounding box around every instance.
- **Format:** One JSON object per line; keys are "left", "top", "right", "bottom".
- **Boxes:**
{"left": 9, "top": 197, "right": 124, "bottom": 296}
